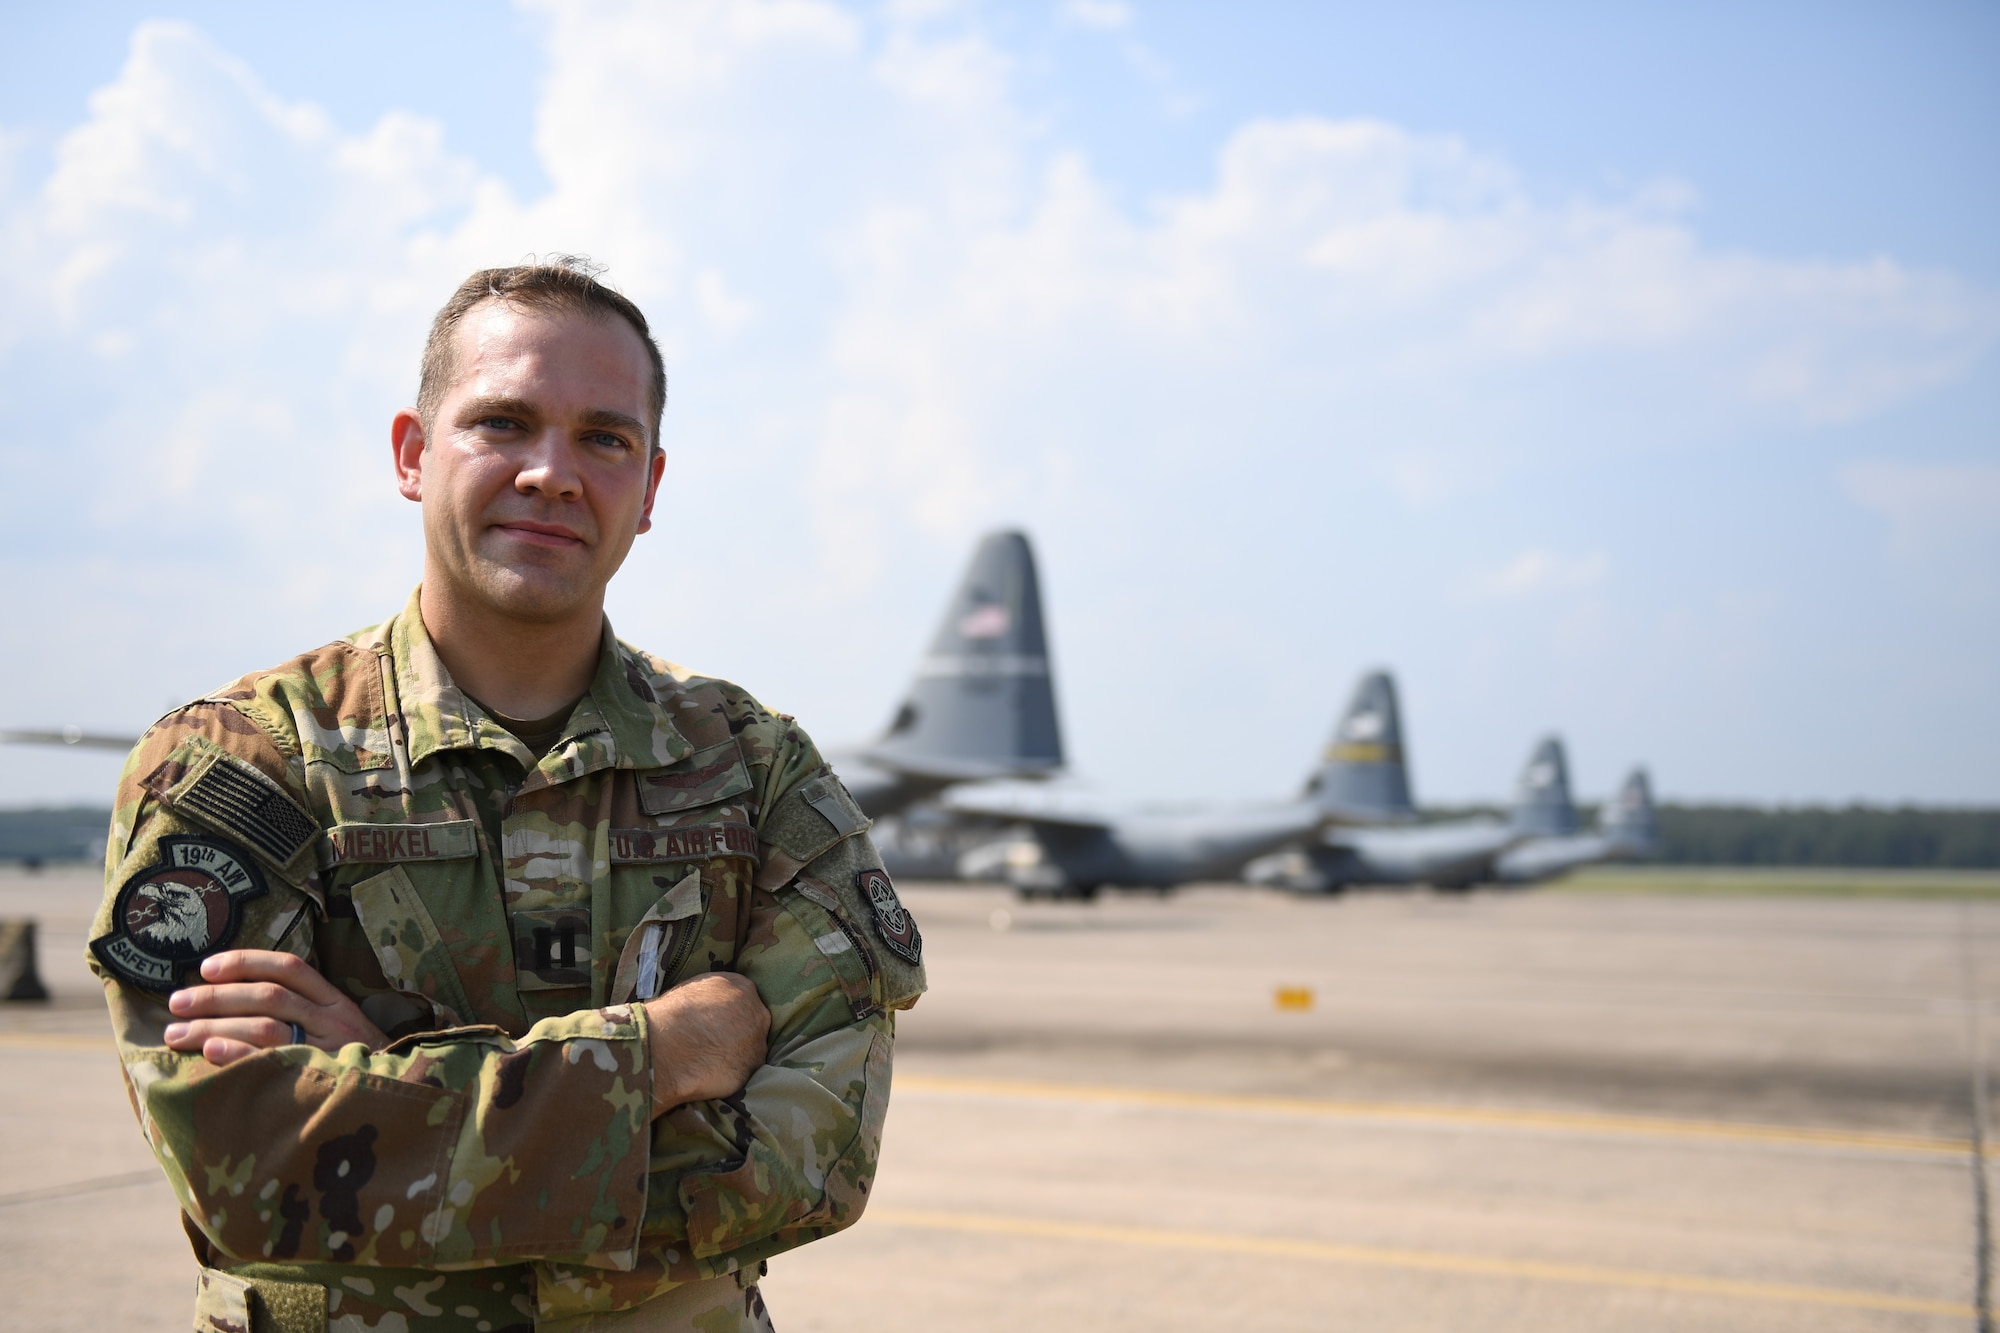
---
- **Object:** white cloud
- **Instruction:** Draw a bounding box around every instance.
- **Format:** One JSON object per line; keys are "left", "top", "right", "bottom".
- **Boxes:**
{"left": 1464, "top": 549, "right": 1611, "bottom": 601}
{"left": 1060, "top": 0, "right": 1134, "bottom": 30}
{"left": 1842, "top": 460, "right": 2000, "bottom": 555}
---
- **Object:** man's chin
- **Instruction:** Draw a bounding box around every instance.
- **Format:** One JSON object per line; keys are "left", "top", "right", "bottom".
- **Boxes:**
{"left": 466, "top": 569, "right": 600, "bottom": 625}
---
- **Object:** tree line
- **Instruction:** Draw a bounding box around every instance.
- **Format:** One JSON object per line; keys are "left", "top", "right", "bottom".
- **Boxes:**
{"left": 1650, "top": 804, "right": 2000, "bottom": 869}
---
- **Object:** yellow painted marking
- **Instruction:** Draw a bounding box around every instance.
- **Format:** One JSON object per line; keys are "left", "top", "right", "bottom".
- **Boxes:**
{"left": 0, "top": 1032, "right": 110, "bottom": 1052}
{"left": 1272, "top": 986, "right": 1315, "bottom": 1011}
{"left": 898, "top": 1074, "right": 1975, "bottom": 1159}
{"left": 871, "top": 1208, "right": 1975, "bottom": 1318}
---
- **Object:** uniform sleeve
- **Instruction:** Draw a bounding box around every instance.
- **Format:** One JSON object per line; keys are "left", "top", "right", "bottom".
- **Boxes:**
{"left": 91, "top": 707, "right": 658, "bottom": 1272}
{"left": 533, "top": 761, "right": 927, "bottom": 1319}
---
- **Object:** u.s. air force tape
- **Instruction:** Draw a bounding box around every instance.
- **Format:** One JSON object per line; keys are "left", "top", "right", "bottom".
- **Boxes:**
{"left": 90, "top": 836, "right": 267, "bottom": 991}
{"left": 858, "top": 867, "right": 921, "bottom": 965}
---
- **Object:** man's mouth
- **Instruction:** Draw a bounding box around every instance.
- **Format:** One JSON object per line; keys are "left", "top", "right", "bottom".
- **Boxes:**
{"left": 492, "top": 520, "right": 587, "bottom": 549}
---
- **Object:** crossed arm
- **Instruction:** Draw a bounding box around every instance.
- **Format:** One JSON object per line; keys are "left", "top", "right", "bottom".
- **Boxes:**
{"left": 163, "top": 949, "right": 773, "bottom": 1112}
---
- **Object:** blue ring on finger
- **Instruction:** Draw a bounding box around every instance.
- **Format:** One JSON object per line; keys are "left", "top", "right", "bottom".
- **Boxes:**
{"left": 289, "top": 1021, "right": 306, "bottom": 1046}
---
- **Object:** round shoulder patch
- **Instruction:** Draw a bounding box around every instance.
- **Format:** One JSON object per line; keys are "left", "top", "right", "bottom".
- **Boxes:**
{"left": 858, "top": 867, "right": 922, "bottom": 965}
{"left": 90, "top": 836, "right": 268, "bottom": 992}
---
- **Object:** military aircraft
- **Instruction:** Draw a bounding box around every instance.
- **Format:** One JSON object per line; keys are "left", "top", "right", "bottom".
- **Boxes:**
{"left": 912, "top": 674, "right": 1441, "bottom": 898}
{"left": 1249, "top": 719, "right": 1654, "bottom": 892}
{"left": 935, "top": 788, "right": 1333, "bottom": 900}
{"left": 880, "top": 668, "right": 1549, "bottom": 898}
{"left": 832, "top": 529, "right": 1065, "bottom": 818}
{"left": 1490, "top": 766, "right": 1659, "bottom": 885}
{"left": 1241, "top": 674, "right": 1522, "bottom": 893}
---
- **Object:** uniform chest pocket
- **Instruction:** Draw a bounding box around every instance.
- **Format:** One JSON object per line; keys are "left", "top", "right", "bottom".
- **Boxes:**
{"left": 608, "top": 869, "right": 706, "bottom": 1004}
{"left": 348, "top": 864, "right": 478, "bottom": 1028}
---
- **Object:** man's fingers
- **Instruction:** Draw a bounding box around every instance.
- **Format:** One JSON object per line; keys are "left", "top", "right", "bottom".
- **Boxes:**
{"left": 201, "top": 1035, "right": 267, "bottom": 1067}
{"left": 164, "top": 1016, "right": 291, "bottom": 1053}
{"left": 169, "top": 953, "right": 389, "bottom": 1054}
{"left": 170, "top": 981, "right": 312, "bottom": 1025}
{"left": 198, "top": 950, "right": 347, "bottom": 1005}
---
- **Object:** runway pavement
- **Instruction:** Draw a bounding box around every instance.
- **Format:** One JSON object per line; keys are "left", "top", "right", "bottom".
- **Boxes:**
{"left": 2, "top": 867, "right": 1991, "bottom": 1330}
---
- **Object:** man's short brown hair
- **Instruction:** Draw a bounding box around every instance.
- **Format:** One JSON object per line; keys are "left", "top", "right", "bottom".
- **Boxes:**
{"left": 417, "top": 257, "right": 667, "bottom": 451}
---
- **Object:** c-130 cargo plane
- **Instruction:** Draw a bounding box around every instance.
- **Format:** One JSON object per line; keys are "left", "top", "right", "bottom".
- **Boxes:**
{"left": 915, "top": 668, "right": 1656, "bottom": 898}
{"left": 919, "top": 671, "right": 1398, "bottom": 899}
{"left": 1246, "top": 683, "right": 1658, "bottom": 893}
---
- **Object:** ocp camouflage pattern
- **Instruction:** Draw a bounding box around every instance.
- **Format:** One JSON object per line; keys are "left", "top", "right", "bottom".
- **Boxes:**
{"left": 89, "top": 589, "right": 925, "bottom": 1331}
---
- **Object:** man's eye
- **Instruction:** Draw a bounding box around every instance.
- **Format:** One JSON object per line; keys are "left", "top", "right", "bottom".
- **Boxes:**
{"left": 587, "top": 432, "right": 632, "bottom": 451}
{"left": 477, "top": 416, "right": 523, "bottom": 431}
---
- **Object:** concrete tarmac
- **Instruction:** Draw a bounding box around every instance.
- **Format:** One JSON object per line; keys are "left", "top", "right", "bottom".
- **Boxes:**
{"left": 2, "top": 868, "right": 1991, "bottom": 1330}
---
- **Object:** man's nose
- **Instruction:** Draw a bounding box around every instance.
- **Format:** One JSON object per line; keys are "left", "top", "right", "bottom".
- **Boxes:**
{"left": 515, "top": 428, "right": 584, "bottom": 501}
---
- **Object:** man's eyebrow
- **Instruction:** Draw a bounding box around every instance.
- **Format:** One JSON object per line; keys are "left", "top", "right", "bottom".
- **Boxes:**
{"left": 579, "top": 407, "right": 648, "bottom": 438}
{"left": 458, "top": 396, "right": 537, "bottom": 422}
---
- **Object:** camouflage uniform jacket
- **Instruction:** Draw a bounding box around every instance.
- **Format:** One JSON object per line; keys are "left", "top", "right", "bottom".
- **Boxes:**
{"left": 87, "top": 590, "right": 927, "bottom": 1331}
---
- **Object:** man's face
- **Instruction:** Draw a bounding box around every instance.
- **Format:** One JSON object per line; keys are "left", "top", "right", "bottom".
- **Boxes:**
{"left": 395, "top": 302, "right": 664, "bottom": 626}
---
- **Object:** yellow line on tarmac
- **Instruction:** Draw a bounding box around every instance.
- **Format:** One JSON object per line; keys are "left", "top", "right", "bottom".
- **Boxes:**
{"left": 870, "top": 1208, "right": 1975, "bottom": 1319}
{"left": 0, "top": 1032, "right": 109, "bottom": 1052}
{"left": 897, "top": 1074, "right": 1973, "bottom": 1159}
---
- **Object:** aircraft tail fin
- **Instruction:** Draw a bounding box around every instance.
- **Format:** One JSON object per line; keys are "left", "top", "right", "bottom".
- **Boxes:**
{"left": 1509, "top": 736, "right": 1581, "bottom": 837}
{"left": 1304, "top": 670, "right": 1418, "bottom": 822}
{"left": 860, "top": 530, "right": 1065, "bottom": 782}
{"left": 1600, "top": 767, "right": 1659, "bottom": 856}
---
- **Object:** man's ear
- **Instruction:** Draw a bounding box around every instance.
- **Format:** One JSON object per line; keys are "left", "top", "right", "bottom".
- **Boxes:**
{"left": 635, "top": 448, "right": 667, "bottom": 535}
{"left": 392, "top": 409, "right": 426, "bottom": 502}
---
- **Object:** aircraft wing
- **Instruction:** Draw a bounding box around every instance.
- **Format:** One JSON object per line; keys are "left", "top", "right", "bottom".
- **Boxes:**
{"left": 939, "top": 788, "right": 1112, "bottom": 831}
{"left": 1, "top": 727, "right": 139, "bottom": 752}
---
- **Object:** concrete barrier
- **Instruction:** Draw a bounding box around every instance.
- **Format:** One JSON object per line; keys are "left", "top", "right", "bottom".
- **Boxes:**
{"left": 0, "top": 919, "right": 50, "bottom": 1001}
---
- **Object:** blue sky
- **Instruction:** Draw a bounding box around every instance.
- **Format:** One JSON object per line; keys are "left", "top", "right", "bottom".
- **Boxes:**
{"left": 0, "top": 1, "right": 1994, "bottom": 809}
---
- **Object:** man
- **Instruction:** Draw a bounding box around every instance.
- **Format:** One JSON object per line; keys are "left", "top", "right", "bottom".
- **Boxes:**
{"left": 87, "top": 260, "right": 926, "bottom": 1333}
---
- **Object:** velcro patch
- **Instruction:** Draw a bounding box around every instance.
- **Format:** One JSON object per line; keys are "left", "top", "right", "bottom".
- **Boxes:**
{"left": 804, "top": 778, "right": 868, "bottom": 836}
{"left": 174, "top": 754, "right": 318, "bottom": 868}
{"left": 610, "top": 822, "right": 756, "bottom": 864}
{"left": 90, "top": 836, "right": 268, "bottom": 991}
{"left": 858, "top": 868, "right": 922, "bottom": 965}
{"left": 635, "top": 739, "right": 755, "bottom": 815}
{"left": 512, "top": 906, "right": 593, "bottom": 991}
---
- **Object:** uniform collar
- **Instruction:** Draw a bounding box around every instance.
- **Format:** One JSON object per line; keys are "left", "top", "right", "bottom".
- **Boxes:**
{"left": 386, "top": 587, "right": 693, "bottom": 779}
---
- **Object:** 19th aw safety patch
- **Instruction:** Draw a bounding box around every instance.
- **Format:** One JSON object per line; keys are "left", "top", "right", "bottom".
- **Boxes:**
{"left": 858, "top": 867, "right": 922, "bottom": 965}
{"left": 91, "top": 836, "right": 267, "bottom": 991}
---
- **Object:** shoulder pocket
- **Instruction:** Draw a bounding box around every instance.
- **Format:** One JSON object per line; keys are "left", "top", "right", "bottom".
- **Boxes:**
{"left": 796, "top": 855, "right": 925, "bottom": 1013}
{"left": 779, "top": 883, "right": 878, "bottom": 1024}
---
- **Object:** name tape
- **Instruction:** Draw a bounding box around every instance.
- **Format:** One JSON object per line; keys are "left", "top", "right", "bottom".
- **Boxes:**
{"left": 323, "top": 820, "right": 478, "bottom": 865}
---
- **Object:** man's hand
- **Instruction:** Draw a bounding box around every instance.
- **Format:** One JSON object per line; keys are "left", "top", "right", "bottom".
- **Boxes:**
{"left": 163, "top": 950, "right": 388, "bottom": 1066}
{"left": 644, "top": 972, "right": 770, "bottom": 1114}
